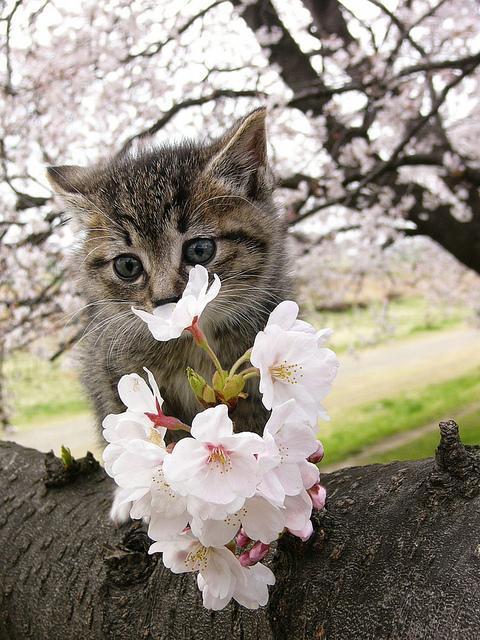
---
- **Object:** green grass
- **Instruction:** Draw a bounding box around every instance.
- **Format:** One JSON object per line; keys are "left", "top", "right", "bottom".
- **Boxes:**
{"left": 4, "top": 352, "right": 89, "bottom": 427}
{"left": 359, "top": 408, "right": 480, "bottom": 465}
{"left": 306, "top": 296, "right": 468, "bottom": 353}
{"left": 322, "top": 367, "right": 480, "bottom": 465}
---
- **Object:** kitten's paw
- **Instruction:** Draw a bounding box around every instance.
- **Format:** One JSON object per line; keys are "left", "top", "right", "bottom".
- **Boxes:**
{"left": 109, "top": 488, "right": 132, "bottom": 527}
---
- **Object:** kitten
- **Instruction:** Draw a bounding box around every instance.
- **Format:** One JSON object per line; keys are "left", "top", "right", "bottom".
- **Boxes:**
{"left": 47, "top": 108, "right": 291, "bottom": 455}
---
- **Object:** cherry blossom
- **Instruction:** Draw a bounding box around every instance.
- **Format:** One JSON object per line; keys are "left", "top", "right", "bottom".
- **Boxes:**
{"left": 162, "top": 404, "right": 264, "bottom": 505}
{"left": 150, "top": 531, "right": 275, "bottom": 610}
{"left": 149, "top": 533, "right": 242, "bottom": 603}
{"left": 132, "top": 265, "right": 221, "bottom": 342}
{"left": 197, "top": 561, "right": 275, "bottom": 610}
{"left": 251, "top": 302, "right": 339, "bottom": 423}
{"left": 257, "top": 400, "right": 320, "bottom": 505}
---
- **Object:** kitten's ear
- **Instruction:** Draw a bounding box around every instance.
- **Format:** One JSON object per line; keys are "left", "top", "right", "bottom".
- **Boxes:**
{"left": 46, "top": 165, "right": 95, "bottom": 196}
{"left": 205, "top": 107, "right": 272, "bottom": 200}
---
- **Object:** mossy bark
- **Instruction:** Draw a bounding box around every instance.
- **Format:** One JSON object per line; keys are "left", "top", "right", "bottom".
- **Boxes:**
{"left": 0, "top": 421, "right": 479, "bottom": 639}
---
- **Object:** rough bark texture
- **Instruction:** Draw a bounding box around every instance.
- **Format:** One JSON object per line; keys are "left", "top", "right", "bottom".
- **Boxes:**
{"left": 1, "top": 420, "right": 479, "bottom": 639}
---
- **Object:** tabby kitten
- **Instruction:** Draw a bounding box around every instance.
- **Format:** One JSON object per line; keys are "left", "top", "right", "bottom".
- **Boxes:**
{"left": 47, "top": 108, "right": 291, "bottom": 438}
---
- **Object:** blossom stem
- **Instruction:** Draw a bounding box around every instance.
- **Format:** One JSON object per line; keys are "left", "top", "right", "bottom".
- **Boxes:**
{"left": 186, "top": 318, "right": 224, "bottom": 374}
{"left": 197, "top": 340, "right": 223, "bottom": 374}
{"left": 229, "top": 349, "right": 252, "bottom": 376}
{"left": 241, "top": 367, "right": 260, "bottom": 381}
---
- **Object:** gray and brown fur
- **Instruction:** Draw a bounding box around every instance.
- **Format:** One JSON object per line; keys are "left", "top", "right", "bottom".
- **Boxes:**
{"left": 47, "top": 109, "right": 291, "bottom": 436}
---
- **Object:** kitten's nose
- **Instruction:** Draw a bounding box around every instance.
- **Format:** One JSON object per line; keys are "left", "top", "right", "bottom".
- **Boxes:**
{"left": 152, "top": 295, "right": 181, "bottom": 308}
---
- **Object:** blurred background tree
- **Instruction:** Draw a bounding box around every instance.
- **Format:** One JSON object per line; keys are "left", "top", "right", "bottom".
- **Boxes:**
{"left": 1, "top": 0, "right": 480, "bottom": 464}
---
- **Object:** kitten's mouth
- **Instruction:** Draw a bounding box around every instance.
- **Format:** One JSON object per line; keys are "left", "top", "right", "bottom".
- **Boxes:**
{"left": 152, "top": 295, "right": 181, "bottom": 308}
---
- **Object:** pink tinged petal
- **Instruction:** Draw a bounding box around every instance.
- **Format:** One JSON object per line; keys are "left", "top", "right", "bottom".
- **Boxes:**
{"left": 275, "top": 462, "right": 304, "bottom": 496}
{"left": 199, "top": 581, "right": 231, "bottom": 610}
{"left": 241, "top": 497, "right": 285, "bottom": 544}
{"left": 103, "top": 443, "right": 123, "bottom": 475}
{"left": 151, "top": 536, "right": 200, "bottom": 572}
{"left": 148, "top": 510, "right": 190, "bottom": 542}
{"left": 308, "top": 483, "right": 326, "bottom": 510}
{"left": 284, "top": 490, "right": 313, "bottom": 530}
{"left": 221, "top": 432, "right": 264, "bottom": 456}
{"left": 201, "top": 546, "right": 240, "bottom": 599}
{"left": 162, "top": 440, "right": 209, "bottom": 492}
{"left": 122, "top": 437, "right": 166, "bottom": 456}
{"left": 182, "top": 265, "right": 221, "bottom": 318}
{"left": 233, "top": 563, "right": 275, "bottom": 609}
{"left": 265, "top": 300, "right": 300, "bottom": 331}
{"left": 102, "top": 412, "right": 124, "bottom": 437}
{"left": 117, "top": 373, "right": 155, "bottom": 412}
{"left": 275, "top": 423, "right": 319, "bottom": 463}
{"left": 129, "top": 492, "right": 152, "bottom": 519}
{"left": 171, "top": 296, "right": 196, "bottom": 329}
{"left": 104, "top": 416, "right": 149, "bottom": 444}
{"left": 114, "top": 467, "right": 155, "bottom": 490}
{"left": 264, "top": 399, "right": 297, "bottom": 437}
{"left": 288, "top": 519, "right": 314, "bottom": 542}
{"left": 183, "top": 264, "right": 209, "bottom": 298}
{"left": 256, "top": 470, "right": 285, "bottom": 507}
{"left": 221, "top": 454, "right": 260, "bottom": 501}
{"left": 291, "top": 318, "right": 317, "bottom": 335}
{"left": 259, "top": 431, "right": 281, "bottom": 472}
{"left": 190, "top": 513, "right": 240, "bottom": 547}
{"left": 187, "top": 495, "right": 245, "bottom": 520}
{"left": 308, "top": 441, "right": 324, "bottom": 463}
{"left": 300, "top": 460, "right": 320, "bottom": 489}
{"left": 250, "top": 561, "right": 275, "bottom": 587}
{"left": 164, "top": 441, "right": 245, "bottom": 504}
{"left": 190, "top": 404, "right": 233, "bottom": 441}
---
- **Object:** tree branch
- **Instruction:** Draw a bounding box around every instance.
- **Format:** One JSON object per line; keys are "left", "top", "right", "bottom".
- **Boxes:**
{"left": 121, "top": 0, "right": 227, "bottom": 63}
{"left": 2, "top": 422, "right": 480, "bottom": 638}
{"left": 119, "top": 89, "right": 264, "bottom": 153}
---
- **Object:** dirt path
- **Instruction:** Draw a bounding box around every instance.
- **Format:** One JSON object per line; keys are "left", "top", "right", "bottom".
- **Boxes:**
{"left": 326, "top": 325, "right": 480, "bottom": 416}
{"left": 4, "top": 325, "right": 480, "bottom": 462}
{"left": 3, "top": 413, "right": 101, "bottom": 460}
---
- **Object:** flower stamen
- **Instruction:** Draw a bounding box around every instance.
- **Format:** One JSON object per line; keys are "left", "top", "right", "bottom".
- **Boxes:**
{"left": 206, "top": 443, "right": 233, "bottom": 472}
{"left": 269, "top": 360, "right": 303, "bottom": 385}
{"left": 185, "top": 544, "right": 210, "bottom": 571}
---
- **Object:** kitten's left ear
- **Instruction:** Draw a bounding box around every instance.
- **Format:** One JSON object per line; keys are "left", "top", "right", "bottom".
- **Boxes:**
{"left": 205, "top": 107, "right": 272, "bottom": 200}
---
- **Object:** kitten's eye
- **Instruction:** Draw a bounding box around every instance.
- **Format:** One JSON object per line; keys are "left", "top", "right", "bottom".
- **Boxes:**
{"left": 183, "top": 238, "right": 216, "bottom": 265}
{"left": 113, "top": 254, "right": 144, "bottom": 281}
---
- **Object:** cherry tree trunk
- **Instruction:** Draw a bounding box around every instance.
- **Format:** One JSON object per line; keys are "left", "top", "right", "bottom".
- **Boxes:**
{"left": 0, "top": 420, "right": 479, "bottom": 640}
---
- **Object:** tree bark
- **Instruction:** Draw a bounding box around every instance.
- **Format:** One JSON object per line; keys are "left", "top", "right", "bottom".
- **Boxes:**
{"left": 1, "top": 420, "right": 479, "bottom": 639}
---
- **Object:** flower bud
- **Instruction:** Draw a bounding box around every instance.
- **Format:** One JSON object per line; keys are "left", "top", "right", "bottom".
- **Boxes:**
{"left": 308, "top": 483, "right": 326, "bottom": 510}
{"left": 239, "top": 541, "right": 270, "bottom": 567}
{"left": 202, "top": 385, "right": 216, "bottom": 404}
{"left": 212, "top": 369, "right": 228, "bottom": 392}
{"left": 288, "top": 519, "right": 314, "bottom": 542}
{"left": 186, "top": 367, "right": 207, "bottom": 397}
{"left": 308, "top": 441, "right": 324, "bottom": 464}
{"left": 222, "top": 374, "right": 245, "bottom": 401}
{"left": 236, "top": 528, "right": 251, "bottom": 549}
